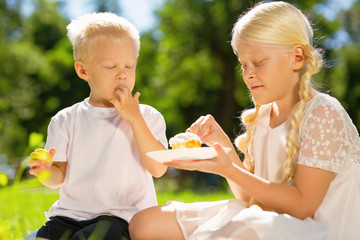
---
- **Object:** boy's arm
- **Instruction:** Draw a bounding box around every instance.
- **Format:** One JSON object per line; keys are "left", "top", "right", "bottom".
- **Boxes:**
{"left": 29, "top": 148, "right": 67, "bottom": 188}
{"left": 130, "top": 115, "right": 167, "bottom": 178}
{"left": 110, "top": 86, "right": 167, "bottom": 178}
{"left": 39, "top": 162, "right": 67, "bottom": 189}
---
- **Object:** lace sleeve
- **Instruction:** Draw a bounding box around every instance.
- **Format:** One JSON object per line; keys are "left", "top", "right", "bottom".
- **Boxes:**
{"left": 298, "top": 103, "right": 349, "bottom": 173}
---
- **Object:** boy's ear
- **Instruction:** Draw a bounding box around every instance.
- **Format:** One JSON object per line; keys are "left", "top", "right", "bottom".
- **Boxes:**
{"left": 74, "top": 61, "right": 88, "bottom": 81}
{"left": 291, "top": 45, "right": 306, "bottom": 71}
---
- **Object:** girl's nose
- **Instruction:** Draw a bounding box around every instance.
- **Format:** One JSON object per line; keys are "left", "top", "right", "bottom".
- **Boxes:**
{"left": 243, "top": 67, "right": 255, "bottom": 81}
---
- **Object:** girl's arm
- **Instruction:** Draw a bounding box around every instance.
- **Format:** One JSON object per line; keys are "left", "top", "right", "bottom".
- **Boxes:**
{"left": 110, "top": 85, "right": 167, "bottom": 178}
{"left": 222, "top": 156, "right": 333, "bottom": 219}
{"left": 167, "top": 145, "right": 333, "bottom": 219}
{"left": 186, "top": 114, "right": 251, "bottom": 201}
{"left": 221, "top": 147, "right": 252, "bottom": 202}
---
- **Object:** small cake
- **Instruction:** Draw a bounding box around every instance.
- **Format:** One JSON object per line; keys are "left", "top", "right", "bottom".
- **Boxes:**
{"left": 169, "top": 132, "right": 202, "bottom": 149}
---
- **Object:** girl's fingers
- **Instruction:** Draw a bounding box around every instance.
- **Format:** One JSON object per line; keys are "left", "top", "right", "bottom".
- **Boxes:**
{"left": 165, "top": 159, "right": 206, "bottom": 171}
{"left": 192, "top": 114, "right": 215, "bottom": 141}
{"left": 213, "top": 143, "right": 226, "bottom": 156}
{"left": 198, "top": 118, "right": 214, "bottom": 139}
{"left": 187, "top": 116, "right": 205, "bottom": 134}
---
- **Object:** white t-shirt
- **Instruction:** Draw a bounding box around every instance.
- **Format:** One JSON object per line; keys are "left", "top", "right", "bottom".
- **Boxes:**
{"left": 44, "top": 99, "right": 168, "bottom": 222}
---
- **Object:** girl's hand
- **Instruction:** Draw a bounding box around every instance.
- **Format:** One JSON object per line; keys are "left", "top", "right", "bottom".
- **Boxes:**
{"left": 109, "top": 84, "right": 141, "bottom": 125}
{"left": 165, "top": 144, "right": 234, "bottom": 177}
{"left": 187, "top": 114, "right": 231, "bottom": 147}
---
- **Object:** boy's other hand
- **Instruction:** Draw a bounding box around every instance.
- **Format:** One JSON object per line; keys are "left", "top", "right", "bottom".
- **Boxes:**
{"left": 28, "top": 148, "right": 55, "bottom": 177}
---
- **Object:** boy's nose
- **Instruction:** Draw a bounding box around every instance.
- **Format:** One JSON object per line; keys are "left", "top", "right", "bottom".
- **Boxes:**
{"left": 116, "top": 69, "right": 126, "bottom": 80}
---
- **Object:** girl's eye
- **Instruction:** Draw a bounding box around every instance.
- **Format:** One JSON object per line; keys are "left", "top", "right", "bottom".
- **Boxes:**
{"left": 125, "top": 65, "right": 134, "bottom": 69}
{"left": 254, "top": 59, "right": 266, "bottom": 67}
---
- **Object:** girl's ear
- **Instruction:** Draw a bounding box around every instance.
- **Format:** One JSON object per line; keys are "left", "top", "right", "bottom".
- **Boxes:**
{"left": 74, "top": 61, "right": 88, "bottom": 81}
{"left": 291, "top": 45, "right": 306, "bottom": 71}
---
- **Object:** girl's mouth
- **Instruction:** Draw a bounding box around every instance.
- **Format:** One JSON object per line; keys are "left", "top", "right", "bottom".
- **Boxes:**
{"left": 251, "top": 85, "right": 264, "bottom": 90}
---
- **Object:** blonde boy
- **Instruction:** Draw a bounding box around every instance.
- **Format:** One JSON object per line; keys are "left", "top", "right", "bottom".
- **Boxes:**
{"left": 27, "top": 12, "right": 167, "bottom": 239}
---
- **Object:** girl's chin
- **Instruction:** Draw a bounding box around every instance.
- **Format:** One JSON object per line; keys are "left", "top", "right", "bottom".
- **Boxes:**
{"left": 252, "top": 98, "right": 273, "bottom": 106}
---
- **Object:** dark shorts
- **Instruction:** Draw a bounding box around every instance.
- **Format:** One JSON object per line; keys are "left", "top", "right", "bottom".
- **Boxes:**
{"left": 36, "top": 215, "right": 130, "bottom": 240}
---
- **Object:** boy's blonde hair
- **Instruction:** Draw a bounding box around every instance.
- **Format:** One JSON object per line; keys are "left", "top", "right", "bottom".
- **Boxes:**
{"left": 67, "top": 12, "right": 140, "bottom": 64}
{"left": 231, "top": 2, "right": 323, "bottom": 184}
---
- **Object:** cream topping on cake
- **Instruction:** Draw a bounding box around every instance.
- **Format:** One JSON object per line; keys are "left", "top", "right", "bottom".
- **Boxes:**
{"left": 169, "top": 132, "right": 201, "bottom": 146}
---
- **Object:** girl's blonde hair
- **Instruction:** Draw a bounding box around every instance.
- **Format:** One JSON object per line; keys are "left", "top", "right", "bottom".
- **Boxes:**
{"left": 66, "top": 12, "right": 140, "bottom": 65}
{"left": 232, "top": 2, "right": 323, "bottom": 184}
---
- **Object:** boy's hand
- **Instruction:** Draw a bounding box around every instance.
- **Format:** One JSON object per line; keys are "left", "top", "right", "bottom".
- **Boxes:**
{"left": 109, "top": 84, "right": 141, "bottom": 124}
{"left": 29, "top": 148, "right": 55, "bottom": 178}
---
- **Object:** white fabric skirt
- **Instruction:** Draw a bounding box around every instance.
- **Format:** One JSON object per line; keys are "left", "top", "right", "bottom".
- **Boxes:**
{"left": 167, "top": 199, "right": 329, "bottom": 240}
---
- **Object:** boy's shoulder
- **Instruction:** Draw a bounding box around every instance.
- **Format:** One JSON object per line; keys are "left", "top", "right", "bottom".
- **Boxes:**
{"left": 51, "top": 101, "right": 83, "bottom": 121}
{"left": 139, "top": 104, "right": 163, "bottom": 117}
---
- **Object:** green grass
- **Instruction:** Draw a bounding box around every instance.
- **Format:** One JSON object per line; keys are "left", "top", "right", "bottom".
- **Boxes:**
{"left": 0, "top": 177, "right": 234, "bottom": 239}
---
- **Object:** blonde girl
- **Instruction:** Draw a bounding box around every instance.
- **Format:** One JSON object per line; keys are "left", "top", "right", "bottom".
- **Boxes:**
{"left": 129, "top": 1, "right": 360, "bottom": 239}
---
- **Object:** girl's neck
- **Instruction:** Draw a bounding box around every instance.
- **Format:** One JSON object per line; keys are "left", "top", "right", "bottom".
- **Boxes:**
{"left": 269, "top": 94, "right": 299, "bottom": 129}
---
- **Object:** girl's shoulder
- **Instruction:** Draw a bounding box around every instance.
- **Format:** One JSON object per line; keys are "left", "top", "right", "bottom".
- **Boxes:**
{"left": 304, "top": 91, "right": 345, "bottom": 118}
{"left": 302, "top": 91, "right": 358, "bottom": 138}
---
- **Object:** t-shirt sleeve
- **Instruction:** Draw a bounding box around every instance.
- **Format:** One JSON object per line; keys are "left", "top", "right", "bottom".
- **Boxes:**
{"left": 142, "top": 105, "right": 168, "bottom": 149}
{"left": 44, "top": 114, "right": 70, "bottom": 162}
{"left": 298, "top": 103, "right": 349, "bottom": 173}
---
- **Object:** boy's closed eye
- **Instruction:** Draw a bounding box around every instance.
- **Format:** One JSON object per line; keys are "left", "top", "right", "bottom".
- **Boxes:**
{"left": 105, "top": 65, "right": 116, "bottom": 69}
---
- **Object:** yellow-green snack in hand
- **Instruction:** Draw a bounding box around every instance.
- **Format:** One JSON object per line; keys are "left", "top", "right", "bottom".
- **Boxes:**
{"left": 30, "top": 149, "right": 53, "bottom": 163}
{"left": 38, "top": 170, "right": 51, "bottom": 181}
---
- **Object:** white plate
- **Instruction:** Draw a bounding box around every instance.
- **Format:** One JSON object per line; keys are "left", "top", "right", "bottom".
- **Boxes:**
{"left": 146, "top": 147, "right": 231, "bottom": 163}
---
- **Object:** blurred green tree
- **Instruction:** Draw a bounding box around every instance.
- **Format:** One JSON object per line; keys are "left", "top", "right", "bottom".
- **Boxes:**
{"left": 0, "top": 0, "right": 87, "bottom": 161}
{"left": 1, "top": 0, "right": 359, "bottom": 172}
{"left": 327, "top": 1, "right": 360, "bottom": 130}
{"left": 137, "top": 0, "right": 336, "bottom": 141}
{"left": 136, "top": 0, "right": 251, "bottom": 141}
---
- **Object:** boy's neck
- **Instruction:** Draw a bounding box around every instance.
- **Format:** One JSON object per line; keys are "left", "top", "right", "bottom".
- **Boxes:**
{"left": 87, "top": 96, "right": 114, "bottom": 108}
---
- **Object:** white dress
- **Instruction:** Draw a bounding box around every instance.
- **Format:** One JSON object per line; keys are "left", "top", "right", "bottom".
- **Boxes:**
{"left": 168, "top": 93, "right": 360, "bottom": 240}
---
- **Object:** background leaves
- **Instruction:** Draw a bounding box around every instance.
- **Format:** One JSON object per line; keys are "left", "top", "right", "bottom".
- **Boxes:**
{"left": 0, "top": 0, "right": 359, "bottom": 166}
